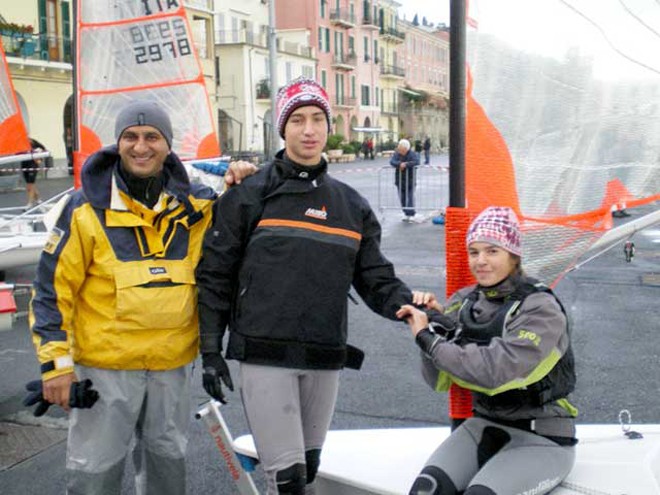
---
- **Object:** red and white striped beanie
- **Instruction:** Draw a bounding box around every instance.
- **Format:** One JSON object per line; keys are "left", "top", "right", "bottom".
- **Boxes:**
{"left": 466, "top": 206, "right": 522, "bottom": 256}
{"left": 276, "top": 77, "right": 332, "bottom": 138}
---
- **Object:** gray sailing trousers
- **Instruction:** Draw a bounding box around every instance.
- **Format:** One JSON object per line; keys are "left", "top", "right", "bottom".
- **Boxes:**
{"left": 415, "top": 417, "right": 575, "bottom": 494}
{"left": 66, "top": 365, "right": 191, "bottom": 495}
{"left": 239, "top": 363, "right": 340, "bottom": 495}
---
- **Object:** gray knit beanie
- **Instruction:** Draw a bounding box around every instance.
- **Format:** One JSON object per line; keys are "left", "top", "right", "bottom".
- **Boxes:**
{"left": 115, "top": 100, "right": 173, "bottom": 148}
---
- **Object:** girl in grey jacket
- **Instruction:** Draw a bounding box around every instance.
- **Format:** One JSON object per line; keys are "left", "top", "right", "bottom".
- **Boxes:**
{"left": 398, "top": 206, "right": 577, "bottom": 495}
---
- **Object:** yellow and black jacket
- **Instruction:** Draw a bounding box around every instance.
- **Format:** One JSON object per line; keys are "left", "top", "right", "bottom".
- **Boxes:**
{"left": 30, "top": 145, "right": 216, "bottom": 381}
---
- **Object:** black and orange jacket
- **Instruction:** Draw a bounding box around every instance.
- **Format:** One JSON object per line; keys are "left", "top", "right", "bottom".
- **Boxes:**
{"left": 196, "top": 150, "right": 412, "bottom": 370}
{"left": 30, "top": 146, "right": 216, "bottom": 380}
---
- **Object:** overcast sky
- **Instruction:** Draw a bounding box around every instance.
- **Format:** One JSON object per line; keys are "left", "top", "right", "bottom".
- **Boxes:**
{"left": 397, "top": 0, "right": 450, "bottom": 26}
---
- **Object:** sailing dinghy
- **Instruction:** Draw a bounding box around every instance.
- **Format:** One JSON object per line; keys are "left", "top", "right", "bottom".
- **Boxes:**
{"left": 0, "top": 37, "right": 54, "bottom": 271}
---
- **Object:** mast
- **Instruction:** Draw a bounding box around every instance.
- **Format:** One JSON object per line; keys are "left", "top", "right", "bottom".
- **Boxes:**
{"left": 72, "top": 0, "right": 80, "bottom": 188}
{"left": 447, "top": 0, "right": 472, "bottom": 430}
{"left": 268, "top": 0, "right": 279, "bottom": 160}
{"left": 449, "top": 0, "right": 465, "bottom": 208}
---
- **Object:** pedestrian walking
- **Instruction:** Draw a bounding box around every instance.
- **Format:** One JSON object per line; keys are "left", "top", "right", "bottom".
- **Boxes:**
{"left": 423, "top": 136, "right": 431, "bottom": 165}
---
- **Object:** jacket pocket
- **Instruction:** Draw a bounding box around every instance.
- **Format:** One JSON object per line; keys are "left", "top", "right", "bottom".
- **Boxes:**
{"left": 113, "top": 261, "right": 197, "bottom": 331}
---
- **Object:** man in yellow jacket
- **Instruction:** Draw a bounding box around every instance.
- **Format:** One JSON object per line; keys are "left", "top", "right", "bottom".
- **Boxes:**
{"left": 28, "top": 99, "right": 254, "bottom": 495}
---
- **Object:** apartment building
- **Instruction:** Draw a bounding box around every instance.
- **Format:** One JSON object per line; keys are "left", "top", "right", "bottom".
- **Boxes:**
{"left": 400, "top": 20, "right": 449, "bottom": 150}
{"left": 277, "top": 0, "right": 385, "bottom": 144}
{"left": 214, "top": 1, "right": 316, "bottom": 157}
{"left": 377, "top": 0, "right": 405, "bottom": 142}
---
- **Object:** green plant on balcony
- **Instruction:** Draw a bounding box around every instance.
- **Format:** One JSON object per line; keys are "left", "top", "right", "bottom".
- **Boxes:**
{"left": 0, "top": 21, "right": 34, "bottom": 35}
{"left": 256, "top": 78, "right": 270, "bottom": 99}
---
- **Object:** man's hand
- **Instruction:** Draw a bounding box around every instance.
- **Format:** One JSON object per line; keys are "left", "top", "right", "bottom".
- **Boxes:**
{"left": 202, "top": 353, "right": 234, "bottom": 404}
{"left": 43, "top": 372, "right": 76, "bottom": 411}
{"left": 225, "top": 160, "right": 258, "bottom": 186}
{"left": 399, "top": 162, "right": 407, "bottom": 170}
{"left": 24, "top": 376, "right": 99, "bottom": 416}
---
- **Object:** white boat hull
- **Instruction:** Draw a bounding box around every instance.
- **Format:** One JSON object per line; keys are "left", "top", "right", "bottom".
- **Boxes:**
{"left": 0, "top": 233, "right": 46, "bottom": 270}
{"left": 234, "top": 424, "right": 660, "bottom": 494}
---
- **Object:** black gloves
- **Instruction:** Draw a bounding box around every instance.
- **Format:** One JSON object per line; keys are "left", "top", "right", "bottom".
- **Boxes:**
{"left": 23, "top": 379, "right": 100, "bottom": 417}
{"left": 202, "top": 353, "right": 234, "bottom": 404}
{"left": 415, "top": 311, "right": 459, "bottom": 356}
{"left": 69, "top": 379, "right": 100, "bottom": 409}
{"left": 23, "top": 380, "right": 52, "bottom": 417}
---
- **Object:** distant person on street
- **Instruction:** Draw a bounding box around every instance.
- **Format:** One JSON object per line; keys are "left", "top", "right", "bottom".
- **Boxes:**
{"left": 21, "top": 137, "right": 46, "bottom": 208}
{"left": 28, "top": 99, "right": 256, "bottom": 495}
{"left": 423, "top": 136, "right": 431, "bottom": 165}
{"left": 398, "top": 206, "right": 577, "bottom": 495}
{"left": 390, "top": 138, "right": 421, "bottom": 222}
{"left": 196, "top": 76, "right": 413, "bottom": 494}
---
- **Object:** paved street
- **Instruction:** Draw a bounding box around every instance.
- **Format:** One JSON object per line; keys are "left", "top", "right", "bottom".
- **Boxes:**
{"left": 0, "top": 154, "right": 658, "bottom": 494}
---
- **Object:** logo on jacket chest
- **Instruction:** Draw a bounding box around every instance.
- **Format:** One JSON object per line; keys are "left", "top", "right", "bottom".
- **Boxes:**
{"left": 304, "top": 206, "right": 328, "bottom": 220}
{"left": 149, "top": 267, "right": 167, "bottom": 275}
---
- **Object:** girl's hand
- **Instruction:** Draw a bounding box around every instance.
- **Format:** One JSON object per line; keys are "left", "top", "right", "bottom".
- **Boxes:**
{"left": 396, "top": 304, "right": 430, "bottom": 336}
{"left": 412, "top": 291, "right": 443, "bottom": 312}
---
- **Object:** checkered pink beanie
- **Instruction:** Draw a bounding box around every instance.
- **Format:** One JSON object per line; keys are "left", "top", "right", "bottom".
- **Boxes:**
{"left": 276, "top": 77, "right": 332, "bottom": 138}
{"left": 466, "top": 206, "right": 522, "bottom": 256}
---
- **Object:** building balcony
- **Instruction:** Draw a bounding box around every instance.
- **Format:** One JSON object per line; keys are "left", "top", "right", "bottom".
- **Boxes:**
{"left": 334, "top": 96, "right": 357, "bottom": 109}
{"left": 380, "top": 64, "right": 406, "bottom": 79}
{"left": 256, "top": 79, "right": 270, "bottom": 100}
{"left": 330, "top": 9, "right": 356, "bottom": 28}
{"left": 1, "top": 31, "right": 72, "bottom": 64}
{"left": 379, "top": 26, "right": 405, "bottom": 43}
{"left": 381, "top": 103, "right": 399, "bottom": 114}
{"left": 331, "top": 51, "right": 357, "bottom": 70}
{"left": 361, "top": 14, "right": 379, "bottom": 30}
{"left": 215, "top": 29, "right": 267, "bottom": 48}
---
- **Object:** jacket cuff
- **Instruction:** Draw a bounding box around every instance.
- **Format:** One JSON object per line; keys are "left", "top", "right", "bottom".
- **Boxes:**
{"left": 415, "top": 327, "right": 443, "bottom": 356}
{"left": 199, "top": 333, "right": 222, "bottom": 354}
{"left": 41, "top": 355, "right": 74, "bottom": 380}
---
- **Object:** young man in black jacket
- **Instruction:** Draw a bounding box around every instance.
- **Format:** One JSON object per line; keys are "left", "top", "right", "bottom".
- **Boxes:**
{"left": 196, "top": 76, "right": 412, "bottom": 494}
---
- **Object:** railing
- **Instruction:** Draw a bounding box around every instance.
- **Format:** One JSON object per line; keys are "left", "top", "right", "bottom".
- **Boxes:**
{"left": 215, "top": 30, "right": 312, "bottom": 57}
{"left": 1, "top": 31, "right": 72, "bottom": 63}
{"left": 381, "top": 103, "right": 399, "bottom": 114}
{"left": 330, "top": 9, "right": 356, "bottom": 26}
{"left": 334, "top": 96, "right": 357, "bottom": 107}
{"left": 362, "top": 14, "right": 378, "bottom": 27}
{"left": 379, "top": 26, "right": 405, "bottom": 41}
{"left": 380, "top": 64, "right": 406, "bottom": 78}
{"left": 332, "top": 51, "right": 357, "bottom": 66}
{"left": 215, "top": 29, "right": 267, "bottom": 48}
{"left": 377, "top": 165, "right": 448, "bottom": 218}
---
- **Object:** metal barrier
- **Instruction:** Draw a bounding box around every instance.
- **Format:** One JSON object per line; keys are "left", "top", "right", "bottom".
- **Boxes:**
{"left": 377, "top": 165, "right": 447, "bottom": 218}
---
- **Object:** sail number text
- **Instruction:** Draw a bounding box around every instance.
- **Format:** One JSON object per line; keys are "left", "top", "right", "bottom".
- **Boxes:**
{"left": 129, "top": 18, "right": 192, "bottom": 64}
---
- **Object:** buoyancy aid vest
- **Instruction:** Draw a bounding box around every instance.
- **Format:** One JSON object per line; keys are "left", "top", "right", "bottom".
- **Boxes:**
{"left": 457, "top": 276, "right": 576, "bottom": 408}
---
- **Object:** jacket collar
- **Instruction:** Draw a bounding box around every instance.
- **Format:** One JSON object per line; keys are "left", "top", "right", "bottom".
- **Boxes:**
{"left": 273, "top": 149, "right": 328, "bottom": 182}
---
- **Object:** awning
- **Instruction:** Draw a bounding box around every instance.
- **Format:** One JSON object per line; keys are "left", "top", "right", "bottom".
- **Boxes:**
{"left": 351, "top": 127, "right": 395, "bottom": 134}
{"left": 398, "top": 87, "right": 422, "bottom": 97}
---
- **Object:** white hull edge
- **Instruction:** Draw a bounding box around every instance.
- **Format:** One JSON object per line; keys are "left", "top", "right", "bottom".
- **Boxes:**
{"left": 0, "top": 233, "right": 46, "bottom": 270}
{"left": 234, "top": 424, "right": 660, "bottom": 494}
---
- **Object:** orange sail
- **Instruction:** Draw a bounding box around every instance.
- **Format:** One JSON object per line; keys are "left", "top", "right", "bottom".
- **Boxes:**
{"left": 74, "top": 0, "right": 221, "bottom": 184}
{"left": 458, "top": 0, "right": 660, "bottom": 286}
{"left": 0, "top": 39, "right": 30, "bottom": 156}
